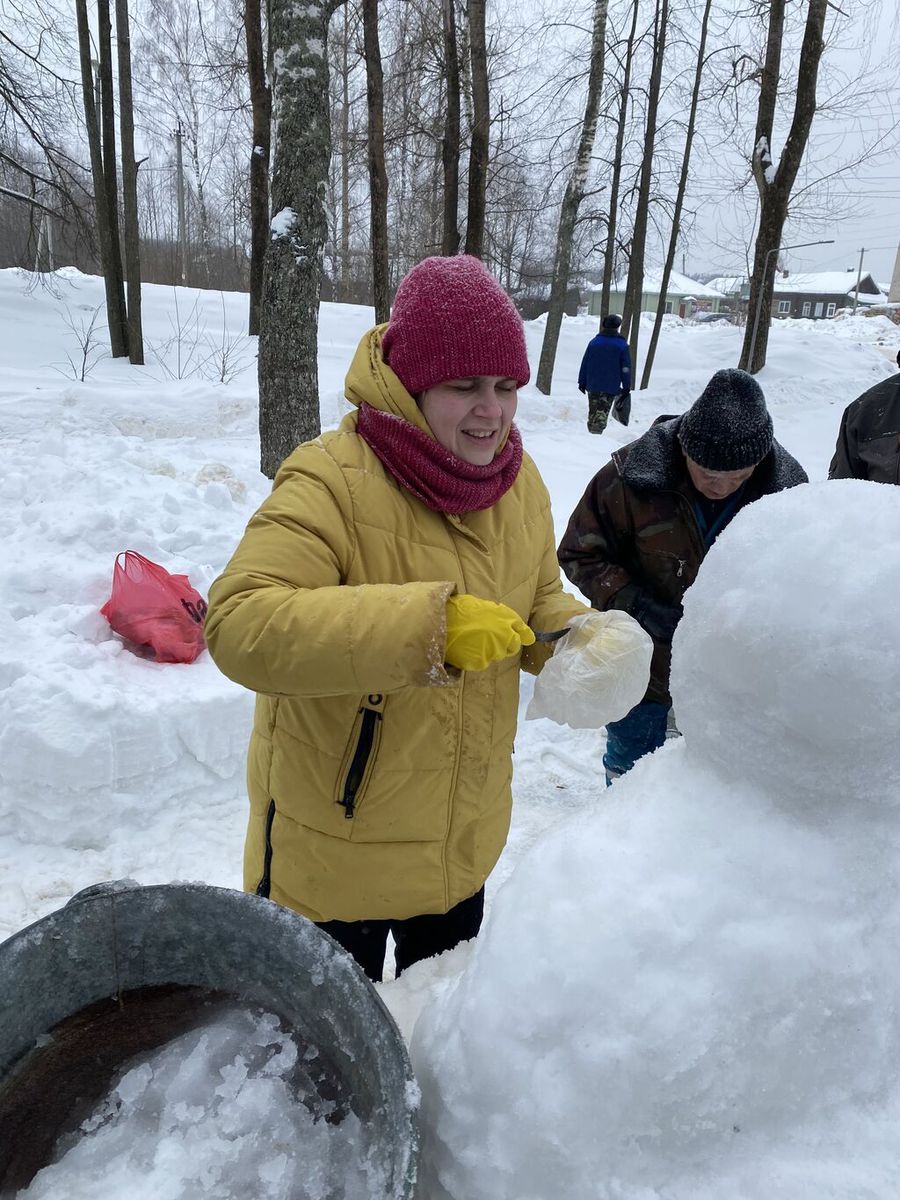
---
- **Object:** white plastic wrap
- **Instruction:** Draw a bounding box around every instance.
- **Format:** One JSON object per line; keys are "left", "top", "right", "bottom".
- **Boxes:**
{"left": 526, "top": 610, "right": 653, "bottom": 730}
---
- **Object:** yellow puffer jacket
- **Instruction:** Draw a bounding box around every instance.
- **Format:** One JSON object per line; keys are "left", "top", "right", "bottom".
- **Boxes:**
{"left": 205, "top": 327, "right": 589, "bottom": 922}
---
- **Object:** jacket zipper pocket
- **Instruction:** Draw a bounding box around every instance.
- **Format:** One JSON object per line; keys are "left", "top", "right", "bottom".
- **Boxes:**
{"left": 338, "top": 694, "right": 384, "bottom": 820}
{"left": 256, "top": 799, "right": 276, "bottom": 897}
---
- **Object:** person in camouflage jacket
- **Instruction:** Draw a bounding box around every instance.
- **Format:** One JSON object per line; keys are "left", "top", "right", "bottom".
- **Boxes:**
{"left": 558, "top": 368, "right": 807, "bottom": 783}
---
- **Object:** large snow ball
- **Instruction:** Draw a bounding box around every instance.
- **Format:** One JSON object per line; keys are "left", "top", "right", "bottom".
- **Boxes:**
{"left": 412, "top": 754, "right": 900, "bottom": 1199}
{"left": 671, "top": 479, "right": 900, "bottom": 804}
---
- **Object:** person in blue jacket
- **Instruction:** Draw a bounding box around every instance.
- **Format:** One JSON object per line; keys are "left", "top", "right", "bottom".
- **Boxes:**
{"left": 578, "top": 314, "right": 632, "bottom": 433}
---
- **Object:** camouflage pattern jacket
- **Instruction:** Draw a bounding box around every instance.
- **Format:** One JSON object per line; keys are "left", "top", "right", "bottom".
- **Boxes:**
{"left": 558, "top": 416, "right": 808, "bottom": 706}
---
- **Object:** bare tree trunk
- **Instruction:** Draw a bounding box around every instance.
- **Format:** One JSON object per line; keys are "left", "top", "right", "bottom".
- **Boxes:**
{"left": 259, "top": 0, "right": 341, "bottom": 478}
{"left": 441, "top": 0, "right": 461, "bottom": 255}
{"left": 75, "top": 0, "right": 129, "bottom": 358}
{"left": 393, "top": 3, "right": 411, "bottom": 274}
{"left": 244, "top": 0, "right": 271, "bottom": 335}
{"left": 622, "top": 0, "right": 668, "bottom": 378}
{"left": 739, "top": 0, "right": 827, "bottom": 373}
{"left": 640, "top": 0, "right": 712, "bottom": 389}
{"left": 340, "top": 4, "right": 352, "bottom": 297}
{"left": 187, "top": 131, "right": 212, "bottom": 285}
{"left": 115, "top": 0, "right": 143, "bottom": 364}
{"left": 98, "top": 0, "right": 130, "bottom": 357}
{"left": 624, "top": 255, "right": 638, "bottom": 333}
{"left": 536, "top": 0, "right": 609, "bottom": 395}
{"left": 174, "top": 121, "right": 188, "bottom": 283}
{"left": 464, "top": 0, "right": 488, "bottom": 259}
{"left": 430, "top": 134, "right": 443, "bottom": 252}
{"left": 599, "top": 0, "right": 638, "bottom": 318}
{"left": 363, "top": 0, "right": 390, "bottom": 322}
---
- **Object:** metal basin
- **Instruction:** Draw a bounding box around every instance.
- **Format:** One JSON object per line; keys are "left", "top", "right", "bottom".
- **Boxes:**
{"left": 0, "top": 881, "right": 418, "bottom": 1196}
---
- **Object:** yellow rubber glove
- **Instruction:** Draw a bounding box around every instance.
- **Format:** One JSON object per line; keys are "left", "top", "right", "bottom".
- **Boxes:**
{"left": 445, "top": 594, "right": 536, "bottom": 672}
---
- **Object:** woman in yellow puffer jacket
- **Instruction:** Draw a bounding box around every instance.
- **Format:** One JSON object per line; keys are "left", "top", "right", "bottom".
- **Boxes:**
{"left": 206, "top": 256, "right": 622, "bottom": 982}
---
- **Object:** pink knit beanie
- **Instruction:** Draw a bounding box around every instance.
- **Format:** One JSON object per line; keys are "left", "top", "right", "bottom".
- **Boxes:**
{"left": 381, "top": 255, "right": 531, "bottom": 395}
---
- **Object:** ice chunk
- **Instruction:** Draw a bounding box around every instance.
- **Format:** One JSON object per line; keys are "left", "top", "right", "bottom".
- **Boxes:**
{"left": 19, "top": 1007, "right": 387, "bottom": 1200}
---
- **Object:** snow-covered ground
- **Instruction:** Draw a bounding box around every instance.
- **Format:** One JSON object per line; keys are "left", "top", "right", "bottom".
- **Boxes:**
{"left": 1, "top": 268, "right": 897, "bottom": 1197}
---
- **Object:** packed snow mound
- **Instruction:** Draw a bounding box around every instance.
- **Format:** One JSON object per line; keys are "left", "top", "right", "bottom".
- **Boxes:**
{"left": 672, "top": 479, "right": 900, "bottom": 805}
{"left": 412, "top": 481, "right": 900, "bottom": 1199}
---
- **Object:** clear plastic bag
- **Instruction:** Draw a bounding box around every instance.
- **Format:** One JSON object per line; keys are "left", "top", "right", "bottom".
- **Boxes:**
{"left": 526, "top": 610, "right": 652, "bottom": 729}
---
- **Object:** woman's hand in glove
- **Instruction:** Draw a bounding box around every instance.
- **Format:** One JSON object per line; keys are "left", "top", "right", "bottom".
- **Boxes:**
{"left": 445, "top": 594, "right": 536, "bottom": 672}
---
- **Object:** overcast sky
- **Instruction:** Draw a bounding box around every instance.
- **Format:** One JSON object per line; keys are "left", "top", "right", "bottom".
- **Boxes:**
{"left": 685, "top": 0, "right": 900, "bottom": 288}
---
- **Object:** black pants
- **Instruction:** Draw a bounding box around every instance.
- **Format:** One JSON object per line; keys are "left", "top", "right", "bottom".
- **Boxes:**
{"left": 317, "top": 888, "right": 485, "bottom": 983}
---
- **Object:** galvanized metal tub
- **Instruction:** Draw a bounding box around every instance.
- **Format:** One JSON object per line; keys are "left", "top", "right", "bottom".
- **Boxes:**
{"left": 0, "top": 881, "right": 419, "bottom": 1196}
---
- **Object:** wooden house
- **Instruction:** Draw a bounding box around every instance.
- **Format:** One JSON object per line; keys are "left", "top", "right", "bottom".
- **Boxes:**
{"left": 588, "top": 270, "right": 726, "bottom": 319}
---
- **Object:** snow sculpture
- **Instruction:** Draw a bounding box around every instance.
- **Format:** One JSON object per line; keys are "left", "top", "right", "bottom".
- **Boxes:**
{"left": 413, "top": 480, "right": 900, "bottom": 1200}
{"left": 673, "top": 483, "right": 900, "bottom": 806}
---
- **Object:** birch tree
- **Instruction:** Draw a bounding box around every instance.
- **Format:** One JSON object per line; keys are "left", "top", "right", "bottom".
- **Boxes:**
{"left": 535, "top": 0, "right": 609, "bottom": 395}
{"left": 259, "top": 0, "right": 344, "bottom": 478}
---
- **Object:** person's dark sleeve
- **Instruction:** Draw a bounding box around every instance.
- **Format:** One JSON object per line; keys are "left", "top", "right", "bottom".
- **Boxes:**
{"left": 557, "top": 467, "right": 635, "bottom": 611}
{"left": 828, "top": 401, "right": 863, "bottom": 479}
{"left": 557, "top": 471, "right": 684, "bottom": 643}
{"left": 620, "top": 342, "right": 632, "bottom": 392}
{"left": 578, "top": 347, "right": 589, "bottom": 392}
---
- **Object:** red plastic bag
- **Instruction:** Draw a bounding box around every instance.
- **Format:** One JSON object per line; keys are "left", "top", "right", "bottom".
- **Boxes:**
{"left": 100, "top": 551, "right": 207, "bottom": 663}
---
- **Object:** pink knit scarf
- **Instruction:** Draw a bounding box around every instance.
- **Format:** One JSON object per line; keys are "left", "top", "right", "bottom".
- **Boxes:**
{"left": 356, "top": 402, "right": 523, "bottom": 514}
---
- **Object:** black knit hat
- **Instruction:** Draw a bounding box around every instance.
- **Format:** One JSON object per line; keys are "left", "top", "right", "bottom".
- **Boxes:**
{"left": 601, "top": 313, "right": 622, "bottom": 331}
{"left": 678, "top": 368, "right": 773, "bottom": 471}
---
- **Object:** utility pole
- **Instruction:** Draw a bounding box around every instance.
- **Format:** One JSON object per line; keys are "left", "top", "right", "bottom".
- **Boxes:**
{"left": 853, "top": 247, "right": 865, "bottom": 313}
{"left": 174, "top": 120, "right": 187, "bottom": 284}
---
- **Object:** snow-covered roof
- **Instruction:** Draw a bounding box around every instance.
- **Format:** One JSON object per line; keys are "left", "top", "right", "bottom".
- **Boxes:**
{"left": 595, "top": 270, "right": 726, "bottom": 300}
{"left": 851, "top": 290, "right": 889, "bottom": 307}
{"left": 707, "top": 276, "right": 746, "bottom": 295}
{"left": 772, "top": 271, "right": 880, "bottom": 297}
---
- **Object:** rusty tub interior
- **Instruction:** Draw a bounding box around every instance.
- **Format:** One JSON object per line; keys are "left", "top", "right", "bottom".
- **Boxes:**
{"left": 0, "top": 883, "right": 418, "bottom": 1198}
